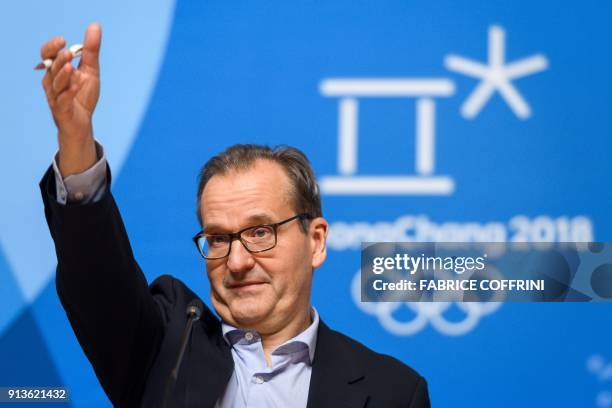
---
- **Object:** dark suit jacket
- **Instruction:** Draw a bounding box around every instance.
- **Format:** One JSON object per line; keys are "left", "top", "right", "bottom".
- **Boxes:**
{"left": 40, "top": 165, "right": 430, "bottom": 407}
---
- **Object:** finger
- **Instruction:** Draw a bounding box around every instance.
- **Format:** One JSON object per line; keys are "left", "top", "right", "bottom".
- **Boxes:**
{"left": 78, "top": 23, "right": 101, "bottom": 75}
{"left": 42, "top": 70, "right": 59, "bottom": 105}
{"left": 44, "top": 68, "right": 79, "bottom": 106}
{"left": 52, "top": 62, "right": 73, "bottom": 95}
{"left": 40, "top": 35, "right": 66, "bottom": 60}
{"left": 41, "top": 69, "right": 53, "bottom": 95}
{"left": 50, "top": 49, "right": 72, "bottom": 77}
{"left": 54, "top": 78, "right": 80, "bottom": 116}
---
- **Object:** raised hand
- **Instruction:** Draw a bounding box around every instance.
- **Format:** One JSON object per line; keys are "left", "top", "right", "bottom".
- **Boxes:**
{"left": 40, "top": 23, "right": 102, "bottom": 177}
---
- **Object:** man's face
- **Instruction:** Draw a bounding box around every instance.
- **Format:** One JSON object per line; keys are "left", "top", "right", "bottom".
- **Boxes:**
{"left": 199, "top": 159, "right": 327, "bottom": 332}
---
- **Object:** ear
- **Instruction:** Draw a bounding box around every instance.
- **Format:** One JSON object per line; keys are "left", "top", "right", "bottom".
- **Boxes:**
{"left": 309, "top": 217, "right": 328, "bottom": 269}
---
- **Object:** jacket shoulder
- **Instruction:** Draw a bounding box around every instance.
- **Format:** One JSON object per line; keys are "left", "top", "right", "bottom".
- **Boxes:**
{"left": 328, "top": 326, "right": 423, "bottom": 382}
{"left": 320, "top": 324, "right": 430, "bottom": 407}
{"left": 148, "top": 274, "right": 221, "bottom": 333}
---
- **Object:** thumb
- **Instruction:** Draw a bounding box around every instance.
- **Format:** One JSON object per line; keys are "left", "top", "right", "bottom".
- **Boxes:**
{"left": 79, "top": 22, "right": 102, "bottom": 75}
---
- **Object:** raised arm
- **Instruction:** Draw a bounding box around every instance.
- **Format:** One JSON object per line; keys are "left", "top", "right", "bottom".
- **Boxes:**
{"left": 38, "top": 23, "right": 165, "bottom": 406}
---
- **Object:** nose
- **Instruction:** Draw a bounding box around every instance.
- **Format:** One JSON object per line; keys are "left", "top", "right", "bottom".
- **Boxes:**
{"left": 226, "top": 238, "right": 256, "bottom": 274}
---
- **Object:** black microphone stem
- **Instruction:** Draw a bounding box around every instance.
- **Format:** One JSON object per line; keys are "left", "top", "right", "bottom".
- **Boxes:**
{"left": 162, "top": 301, "right": 202, "bottom": 408}
{"left": 171, "top": 317, "right": 195, "bottom": 381}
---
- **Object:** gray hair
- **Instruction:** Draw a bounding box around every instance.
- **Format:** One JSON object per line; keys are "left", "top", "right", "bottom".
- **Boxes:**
{"left": 196, "top": 144, "right": 322, "bottom": 232}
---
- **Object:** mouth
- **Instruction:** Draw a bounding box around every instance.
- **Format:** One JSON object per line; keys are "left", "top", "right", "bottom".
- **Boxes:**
{"left": 227, "top": 282, "right": 267, "bottom": 290}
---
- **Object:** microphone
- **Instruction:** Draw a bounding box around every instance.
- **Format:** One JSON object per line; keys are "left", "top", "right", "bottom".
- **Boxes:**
{"left": 162, "top": 299, "right": 203, "bottom": 408}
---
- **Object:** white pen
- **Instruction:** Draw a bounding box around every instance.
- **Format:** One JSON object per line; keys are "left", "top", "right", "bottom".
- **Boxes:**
{"left": 34, "top": 43, "right": 83, "bottom": 70}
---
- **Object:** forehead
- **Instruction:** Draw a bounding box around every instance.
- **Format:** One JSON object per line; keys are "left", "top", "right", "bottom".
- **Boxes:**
{"left": 200, "top": 159, "right": 293, "bottom": 229}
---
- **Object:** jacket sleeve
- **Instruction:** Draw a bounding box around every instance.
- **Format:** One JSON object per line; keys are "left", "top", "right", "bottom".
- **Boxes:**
{"left": 40, "top": 163, "right": 165, "bottom": 407}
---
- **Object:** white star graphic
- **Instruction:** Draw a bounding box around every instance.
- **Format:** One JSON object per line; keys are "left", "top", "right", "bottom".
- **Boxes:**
{"left": 445, "top": 25, "right": 549, "bottom": 119}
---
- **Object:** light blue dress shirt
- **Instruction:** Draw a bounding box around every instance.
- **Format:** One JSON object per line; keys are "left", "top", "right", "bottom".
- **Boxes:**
{"left": 51, "top": 143, "right": 320, "bottom": 407}
{"left": 216, "top": 308, "right": 319, "bottom": 408}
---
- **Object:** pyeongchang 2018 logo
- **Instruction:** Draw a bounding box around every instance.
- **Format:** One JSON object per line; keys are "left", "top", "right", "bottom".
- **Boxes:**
{"left": 317, "top": 25, "right": 580, "bottom": 337}
{"left": 319, "top": 24, "right": 548, "bottom": 196}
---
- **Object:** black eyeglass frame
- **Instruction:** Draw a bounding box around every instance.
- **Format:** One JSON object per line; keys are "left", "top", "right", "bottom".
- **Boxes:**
{"left": 192, "top": 213, "right": 311, "bottom": 259}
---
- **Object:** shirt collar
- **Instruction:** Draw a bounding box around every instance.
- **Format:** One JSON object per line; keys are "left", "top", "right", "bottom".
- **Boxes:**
{"left": 221, "top": 307, "right": 319, "bottom": 364}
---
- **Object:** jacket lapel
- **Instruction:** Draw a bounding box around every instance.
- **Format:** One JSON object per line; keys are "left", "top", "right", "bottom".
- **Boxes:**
{"left": 306, "top": 321, "right": 369, "bottom": 408}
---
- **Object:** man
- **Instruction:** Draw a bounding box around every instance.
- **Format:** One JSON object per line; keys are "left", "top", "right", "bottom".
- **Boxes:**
{"left": 39, "top": 23, "right": 430, "bottom": 407}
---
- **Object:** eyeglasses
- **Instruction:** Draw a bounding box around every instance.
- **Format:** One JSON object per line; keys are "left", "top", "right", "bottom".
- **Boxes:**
{"left": 192, "top": 213, "right": 311, "bottom": 260}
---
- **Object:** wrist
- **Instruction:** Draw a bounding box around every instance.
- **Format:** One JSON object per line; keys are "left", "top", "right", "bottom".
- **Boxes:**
{"left": 57, "top": 132, "right": 97, "bottom": 178}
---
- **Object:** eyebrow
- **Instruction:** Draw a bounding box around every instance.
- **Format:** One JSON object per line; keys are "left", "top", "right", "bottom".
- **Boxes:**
{"left": 202, "top": 213, "right": 278, "bottom": 234}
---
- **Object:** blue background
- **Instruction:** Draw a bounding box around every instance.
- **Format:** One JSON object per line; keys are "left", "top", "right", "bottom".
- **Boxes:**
{"left": 1, "top": 1, "right": 612, "bottom": 406}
